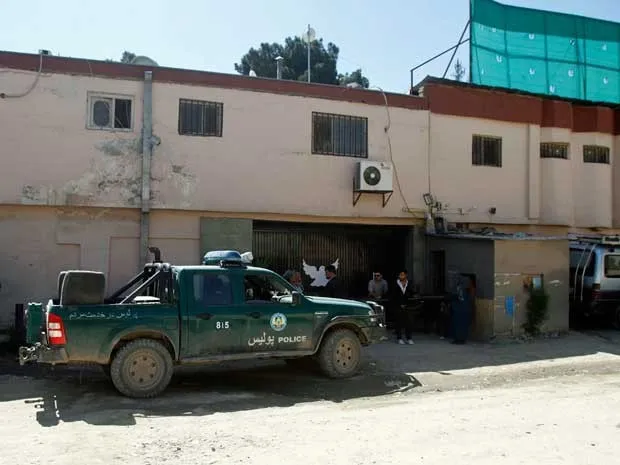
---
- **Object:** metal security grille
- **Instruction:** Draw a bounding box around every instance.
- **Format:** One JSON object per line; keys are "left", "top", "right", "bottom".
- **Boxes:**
{"left": 253, "top": 221, "right": 408, "bottom": 298}
{"left": 583, "top": 145, "right": 610, "bottom": 164}
{"left": 312, "top": 112, "right": 368, "bottom": 158}
{"left": 540, "top": 143, "right": 569, "bottom": 159}
{"left": 178, "top": 99, "right": 223, "bottom": 137}
{"left": 472, "top": 135, "right": 502, "bottom": 167}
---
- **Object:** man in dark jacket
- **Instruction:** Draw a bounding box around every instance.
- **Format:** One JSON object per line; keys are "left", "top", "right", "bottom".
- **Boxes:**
{"left": 322, "top": 264, "right": 345, "bottom": 298}
{"left": 391, "top": 269, "right": 415, "bottom": 345}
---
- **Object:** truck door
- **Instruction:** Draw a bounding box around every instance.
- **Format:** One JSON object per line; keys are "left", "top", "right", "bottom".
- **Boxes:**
{"left": 184, "top": 270, "right": 248, "bottom": 357}
{"left": 242, "top": 271, "right": 315, "bottom": 352}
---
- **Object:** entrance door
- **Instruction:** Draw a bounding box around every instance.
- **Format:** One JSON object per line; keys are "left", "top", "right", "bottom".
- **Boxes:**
{"left": 185, "top": 270, "right": 248, "bottom": 357}
{"left": 242, "top": 271, "right": 315, "bottom": 352}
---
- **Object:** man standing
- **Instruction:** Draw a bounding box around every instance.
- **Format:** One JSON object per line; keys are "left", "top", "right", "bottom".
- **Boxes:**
{"left": 322, "top": 264, "right": 345, "bottom": 298}
{"left": 391, "top": 269, "right": 415, "bottom": 345}
{"left": 368, "top": 272, "right": 388, "bottom": 300}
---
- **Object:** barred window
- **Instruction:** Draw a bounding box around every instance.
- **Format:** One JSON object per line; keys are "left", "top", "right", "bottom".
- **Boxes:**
{"left": 583, "top": 145, "right": 610, "bottom": 164}
{"left": 540, "top": 142, "right": 568, "bottom": 159}
{"left": 312, "top": 112, "right": 368, "bottom": 158}
{"left": 472, "top": 135, "right": 502, "bottom": 167}
{"left": 178, "top": 99, "right": 223, "bottom": 137}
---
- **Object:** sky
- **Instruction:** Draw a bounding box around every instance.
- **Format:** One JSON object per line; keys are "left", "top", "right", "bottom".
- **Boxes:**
{"left": 1, "top": 0, "right": 619, "bottom": 93}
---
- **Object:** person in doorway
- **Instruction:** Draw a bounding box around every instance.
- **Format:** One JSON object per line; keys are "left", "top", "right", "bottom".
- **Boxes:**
{"left": 450, "top": 274, "right": 475, "bottom": 345}
{"left": 391, "top": 269, "right": 415, "bottom": 345}
{"left": 321, "top": 264, "right": 344, "bottom": 298}
{"left": 368, "top": 271, "right": 388, "bottom": 300}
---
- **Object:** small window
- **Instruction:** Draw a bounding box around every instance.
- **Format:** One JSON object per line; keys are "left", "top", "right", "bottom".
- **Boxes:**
{"left": 604, "top": 255, "right": 620, "bottom": 277}
{"left": 243, "top": 273, "right": 291, "bottom": 303}
{"left": 178, "top": 99, "right": 223, "bottom": 137}
{"left": 583, "top": 145, "right": 610, "bottom": 164}
{"left": 88, "top": 94, "right": 133, "bottom": 130}
{"left": 472, "top": 135, "right": 502, "bottom": 167}
{"left": 193, "top": 273, "right": 232, "bottom": 306}
{"left": 312, "top": 112, "right": 368, "bottom": 158}
{"left": 540, "top": 142, "right": 568, "bottom": 159}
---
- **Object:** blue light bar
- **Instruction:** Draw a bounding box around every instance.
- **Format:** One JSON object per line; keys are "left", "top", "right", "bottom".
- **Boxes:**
{"left": 202, "top": 250, "right": 242, "bottom": 265}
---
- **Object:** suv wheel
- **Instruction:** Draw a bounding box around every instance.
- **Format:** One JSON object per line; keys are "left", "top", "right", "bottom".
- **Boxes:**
{"left": 110, "top": 338, "right": 173, "bottom": 398}
{"left": 318, "top": 329, "right": 362, "bottom": 379}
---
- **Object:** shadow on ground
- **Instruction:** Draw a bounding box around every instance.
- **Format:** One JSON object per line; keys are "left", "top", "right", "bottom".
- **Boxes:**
{"left": 369, "top": 329, "right": 620, "bottom": 374}
{"left": 0, "top": 357, "right": 420, "bottom": 427}
{"left": 2, "top": 329, "right": 619, "bottom": 428}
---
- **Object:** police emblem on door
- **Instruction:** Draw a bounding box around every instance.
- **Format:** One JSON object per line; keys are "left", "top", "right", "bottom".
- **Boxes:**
{"left": 270, "top": 313, "right": 287, "bottom": 332}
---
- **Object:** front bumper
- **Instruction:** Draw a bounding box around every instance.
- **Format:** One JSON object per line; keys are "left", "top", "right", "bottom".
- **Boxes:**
{"left": 18, "top": 344, "right": 69, "bottom": 366}
{"left": 361, "top": 324, "right": 388, "bottom": 344}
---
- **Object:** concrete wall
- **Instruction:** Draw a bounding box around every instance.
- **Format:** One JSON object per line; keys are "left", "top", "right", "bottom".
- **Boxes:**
{"left": 494, "top": 240, "right": 569, "bottom": 337}
{"left": 1, "top": 67, "right": 616, "bottom": 229}
{"left": 0, "top": 205, "right": 202, "bottom": 328}
{"left": 0, "top": 69, "right": 429, "bottom": 219}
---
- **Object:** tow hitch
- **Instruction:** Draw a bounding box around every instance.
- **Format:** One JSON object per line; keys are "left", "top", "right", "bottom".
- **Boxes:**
{"left": 18, "top": 344, "right": 40, "bottom": 365}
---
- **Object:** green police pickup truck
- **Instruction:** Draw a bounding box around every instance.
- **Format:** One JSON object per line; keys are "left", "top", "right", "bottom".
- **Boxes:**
{"left": 19, "top": 249, "right": 385, "bottom": 398}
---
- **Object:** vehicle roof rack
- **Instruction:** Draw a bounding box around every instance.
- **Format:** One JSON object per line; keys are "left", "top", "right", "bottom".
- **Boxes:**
{"left": 569, "top": 234, "right": 620, "bottom": 245}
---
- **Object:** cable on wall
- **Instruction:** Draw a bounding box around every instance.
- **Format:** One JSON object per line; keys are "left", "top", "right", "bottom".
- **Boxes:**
{"left": 0, "top": 52, "right": 44, "bottom": 99}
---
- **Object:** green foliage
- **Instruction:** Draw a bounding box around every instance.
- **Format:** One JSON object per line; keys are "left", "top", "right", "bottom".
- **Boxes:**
{"left": 235, "top": 37, "right": 370, "bottom": 88}
{"left": 522, "top": 286, "right": 550, "bottom": 336}
{"left": 106, "top": 51, "right": 136, "bottom": 63}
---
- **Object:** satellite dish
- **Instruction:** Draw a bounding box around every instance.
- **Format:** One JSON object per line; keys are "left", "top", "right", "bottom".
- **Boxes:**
{"left": 130, "top": 55, "right": 159, "bottom": 66}
{"left": 363, "top": 166, "right": 381, "bottom": 186}
{"left": 302, "top": 26, "right": 316, "bottom": 43}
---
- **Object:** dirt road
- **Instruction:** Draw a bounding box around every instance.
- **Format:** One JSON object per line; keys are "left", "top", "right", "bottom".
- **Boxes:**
{"left": 1, "top": 352, "right": 620, "bottom": 465}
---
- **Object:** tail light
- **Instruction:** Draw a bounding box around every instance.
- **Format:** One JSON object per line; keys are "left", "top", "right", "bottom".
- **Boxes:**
{"left": 591, "top": 283, "right": 601, "bottom": 301}
{"left": 47, "top": 312, "right": 67, "bottom": 345}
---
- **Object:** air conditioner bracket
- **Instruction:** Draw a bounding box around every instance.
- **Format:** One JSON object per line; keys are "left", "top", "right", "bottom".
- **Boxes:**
{"left": 352, "top": 177, "right": 394, "bottom": 208}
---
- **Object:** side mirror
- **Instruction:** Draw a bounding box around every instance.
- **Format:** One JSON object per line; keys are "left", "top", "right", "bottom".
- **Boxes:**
{"left": 291, "top": 291, "right": 302, "bottom": 306}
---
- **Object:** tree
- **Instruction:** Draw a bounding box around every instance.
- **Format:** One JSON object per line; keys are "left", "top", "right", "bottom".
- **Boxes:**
{"left": 120, "top": 51, "right": 136, "bottom": 64}
{"left": 235, "top": 37, "right": 370, "bottom": 88}
{"left": 106, "top": 51, "right": 136, "bottom": 63}
{"left": 452, "top": 59, "right": 466, "bottom": 82}
{"left": 338, "top": 69, "right": 370, "bottom": 89}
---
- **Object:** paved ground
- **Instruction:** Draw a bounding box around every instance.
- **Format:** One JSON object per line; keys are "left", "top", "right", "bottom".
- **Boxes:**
{"left": 2, "top": 330, "right": 620, "bottom": 464}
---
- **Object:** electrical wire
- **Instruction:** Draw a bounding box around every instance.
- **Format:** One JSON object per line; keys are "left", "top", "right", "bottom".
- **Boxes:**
{"left": 1, "top": 52, "right": 44, "bottom": 98}
{"left": 370, "top": 86, "right": 423, "bottom": 217}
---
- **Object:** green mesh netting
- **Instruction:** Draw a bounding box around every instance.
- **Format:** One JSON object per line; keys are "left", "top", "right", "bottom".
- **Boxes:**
{"left": 470, "top": 0, "right": 620, "bottom": 104}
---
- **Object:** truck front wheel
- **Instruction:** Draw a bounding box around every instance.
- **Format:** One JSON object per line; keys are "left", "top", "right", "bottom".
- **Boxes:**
{"left": 318, "top": 329, "right": 362, "bottom": 379}
{"left": 110, "top": 338, "right": 173, "bottom": 398}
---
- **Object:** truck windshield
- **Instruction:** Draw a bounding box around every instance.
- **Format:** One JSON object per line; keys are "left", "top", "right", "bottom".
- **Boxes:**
{"left": 604, "top": 255, "right": 620, "bottom": 277}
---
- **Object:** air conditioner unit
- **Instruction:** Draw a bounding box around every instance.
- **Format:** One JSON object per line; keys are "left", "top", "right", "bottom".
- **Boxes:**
{"left": 354, "top": 161, "right": 393, "bottom": 192}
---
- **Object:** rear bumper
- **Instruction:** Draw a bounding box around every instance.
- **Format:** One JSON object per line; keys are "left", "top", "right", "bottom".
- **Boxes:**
{"left": 18, "top": 344, "right": 69, "bottom": 366}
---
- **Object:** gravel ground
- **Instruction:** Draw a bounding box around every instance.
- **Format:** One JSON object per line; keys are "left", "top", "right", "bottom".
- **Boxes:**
{"left": 1, "top": 331, "right": 620, "bottom": 464}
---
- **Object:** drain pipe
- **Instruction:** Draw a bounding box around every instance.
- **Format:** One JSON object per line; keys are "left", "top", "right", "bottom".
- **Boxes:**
{"left": 139, "top": 70, "right": 153, "bottom": 266}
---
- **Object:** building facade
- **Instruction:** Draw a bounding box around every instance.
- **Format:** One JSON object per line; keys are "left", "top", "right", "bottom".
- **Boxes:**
{"left": 0, "top": 50, "right": 618, "bottom": 329}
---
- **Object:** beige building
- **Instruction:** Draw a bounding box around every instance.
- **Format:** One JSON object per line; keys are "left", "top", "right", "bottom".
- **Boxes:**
{"left": 0, "top": 50, "right": 619, "bottom": 330}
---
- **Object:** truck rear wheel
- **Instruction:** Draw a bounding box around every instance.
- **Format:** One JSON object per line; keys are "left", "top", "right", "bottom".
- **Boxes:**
{"left": 110, "top": 338, "right": 173, "bottom": 398}
{"left": 318, "top": 329, "right": 362, "bottom": 379}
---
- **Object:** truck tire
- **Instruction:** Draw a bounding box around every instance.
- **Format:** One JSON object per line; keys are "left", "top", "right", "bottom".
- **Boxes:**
{"left": 317, "top": 329, "right": 362, "bottom": 379}
{"left": 110, "top": 339, "right": 173, "bottom": 398}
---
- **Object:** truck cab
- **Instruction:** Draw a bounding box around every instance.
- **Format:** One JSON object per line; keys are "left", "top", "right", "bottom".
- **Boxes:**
{"left": 19, "top": 249, "right": 385, "bottom": 398}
